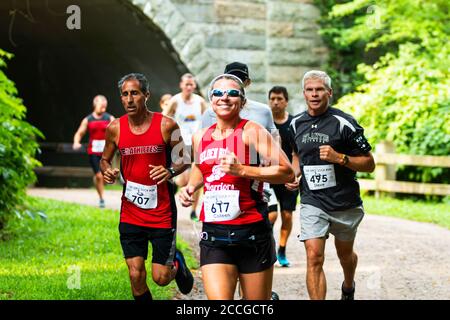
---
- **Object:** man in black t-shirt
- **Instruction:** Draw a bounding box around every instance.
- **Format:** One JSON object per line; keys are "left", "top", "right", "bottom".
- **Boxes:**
{"left": 287, "top": 70, "right": 375, "bottom": 300}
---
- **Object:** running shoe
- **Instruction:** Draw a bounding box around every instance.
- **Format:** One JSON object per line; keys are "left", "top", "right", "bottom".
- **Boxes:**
{"left": 174, "top": 249, "right": 194, "bottom": 294}
{"left": 190, "top": 211, "right": 199, "bottom": 222}
{"left": 271, "top": 291, "right": 280, "bottom": 300}
{"left": 277, "top": 252, "right": 290, "bottom": 267}
{"left": 99, "top": 199, "right": 105, "bottom": 208}
{"left": 341, "top": 281, "right": 355, "bottom": 300}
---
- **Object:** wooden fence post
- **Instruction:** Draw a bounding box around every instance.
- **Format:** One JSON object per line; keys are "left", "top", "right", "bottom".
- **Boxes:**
{"left": 375, "top": 141, "right": 396, "bottom": 198}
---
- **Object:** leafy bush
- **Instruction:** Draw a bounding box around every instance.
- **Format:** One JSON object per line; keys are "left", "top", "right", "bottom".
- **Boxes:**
{"left": 0, "top": 49, "right": 43, "bottom": 229}
{"left": 316, "top": 0, "right": 450, "bottom": 184}
{"left": 314, "top": 0, "right": 368, "bottom": 100}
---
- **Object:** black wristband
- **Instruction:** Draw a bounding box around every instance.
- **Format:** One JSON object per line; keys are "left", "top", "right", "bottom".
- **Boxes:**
{"left": 168, "top": 167, "right": 176, "bottom": 177}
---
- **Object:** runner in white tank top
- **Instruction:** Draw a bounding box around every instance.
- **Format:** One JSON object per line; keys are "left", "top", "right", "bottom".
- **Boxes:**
{"left": 173, "top": 93, "right": 203, "bottom": 146}
{"left": 164, "top": 73, "right": 208, "bottom": 221}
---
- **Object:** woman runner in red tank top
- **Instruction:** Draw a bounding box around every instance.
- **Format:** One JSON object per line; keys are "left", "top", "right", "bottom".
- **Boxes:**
{"left": 179, "top": 74, "right": 295, "bottom": 300}
{"left": 198, "top": 118, "right": 264, "bottom": 225}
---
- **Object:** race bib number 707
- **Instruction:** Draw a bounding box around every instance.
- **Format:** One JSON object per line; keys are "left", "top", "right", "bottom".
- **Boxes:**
{"left": 125, "top": 180, "right": 157, "bottom": 209}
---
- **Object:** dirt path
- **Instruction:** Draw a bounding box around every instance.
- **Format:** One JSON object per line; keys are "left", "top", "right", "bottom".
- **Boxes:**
{"left": 28, "top": 188, "right": 450, "bottom": 300}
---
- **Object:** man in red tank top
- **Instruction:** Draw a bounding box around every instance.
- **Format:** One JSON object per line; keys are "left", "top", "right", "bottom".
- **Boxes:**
{"left": 73, "top": 95, "right": 114, "bottom": 208}
{"left": 100, "top": 73, "right": 193, "bottom": 301}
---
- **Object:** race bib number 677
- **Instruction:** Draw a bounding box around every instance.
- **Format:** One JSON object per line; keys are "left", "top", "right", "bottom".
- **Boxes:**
{"left": 203, "top": 190, "right": 241, "bottom": 222}
{"left": 303, "top": 165, "right": 337, "bottom": 190}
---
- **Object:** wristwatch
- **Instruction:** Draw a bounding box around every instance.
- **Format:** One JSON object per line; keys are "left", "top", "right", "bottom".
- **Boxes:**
{"left": 167, "top": 167, "right": 176, "bottom": 178}
{"left": 341, "top": 154, "right": 349, "bottom": 166}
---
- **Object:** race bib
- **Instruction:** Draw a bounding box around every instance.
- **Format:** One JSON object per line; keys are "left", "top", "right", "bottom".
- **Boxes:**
{"left": 91, "top": 139, "right": 105, "bottom": 153}
{"left": 303, "top": 165, "right": 337, "bottom": 190}
{"left": 203, "top": 190, "right": 241, "bottom": 222}
{"left": 125, "top": 180, "right": 157, "bottom": 209}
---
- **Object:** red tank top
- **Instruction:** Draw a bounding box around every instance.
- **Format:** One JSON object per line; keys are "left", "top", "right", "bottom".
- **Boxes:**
{"left": 118, "top": 113, "right": 175, "bottom": 228}
{"left": 87, "top": 112, "right": 111, "bottom": 155}
{"left": 198, "top": 119, "right": 264, "bottom": 225}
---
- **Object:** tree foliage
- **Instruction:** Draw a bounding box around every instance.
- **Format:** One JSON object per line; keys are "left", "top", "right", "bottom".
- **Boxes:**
{"left": 0, "top": 49, "right": 43, "bottom": 229}
{"left": 316, "top": 0, "right": 449, "bottom": 183}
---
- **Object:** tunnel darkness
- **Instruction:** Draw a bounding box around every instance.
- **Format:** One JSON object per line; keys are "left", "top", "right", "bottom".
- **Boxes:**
{"left": 0, "top": 0, "right": 190, "bottom": 143}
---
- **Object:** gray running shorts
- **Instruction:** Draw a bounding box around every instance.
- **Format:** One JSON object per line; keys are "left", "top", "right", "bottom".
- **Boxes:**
{"left": 298, "top": 203, "right": 364, "bottom": 242}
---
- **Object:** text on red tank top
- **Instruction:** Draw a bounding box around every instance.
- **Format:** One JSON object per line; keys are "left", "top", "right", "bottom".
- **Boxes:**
{"left": 198, "top": 119, "right": 263, "bottom": 225}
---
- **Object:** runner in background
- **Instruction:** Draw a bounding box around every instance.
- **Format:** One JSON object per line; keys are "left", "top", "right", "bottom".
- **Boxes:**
{"left": 267, "top": 86, "right": 299, "bottom": 267}
{"left": 73, "top": 95, "right": 114, "bottom": 208}
{"left": 164, "top": 73, "right": 208, "bottom": 221}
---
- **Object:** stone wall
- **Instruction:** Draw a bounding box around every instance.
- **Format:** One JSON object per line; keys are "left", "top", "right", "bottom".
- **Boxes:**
{"left": 130, "top": 0, "right": 328, "bottom": 113}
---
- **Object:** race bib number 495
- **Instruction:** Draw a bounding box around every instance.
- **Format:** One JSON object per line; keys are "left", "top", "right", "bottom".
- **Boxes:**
{"left": 203, "top": 190, "right": 241, "bottom": 222}
{"left": 303, "top": 164, "right": 337, "bottom": 190}
{"left": 125, "top": 180, "right": 157, "bottom": 209}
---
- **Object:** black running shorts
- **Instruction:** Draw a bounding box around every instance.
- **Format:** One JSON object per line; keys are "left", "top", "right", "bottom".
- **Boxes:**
{"left": 119, "top": 222, "right": 176, "bottom": 265}
{"left": 88, "top": 154, "right": 102, "bottom": 174}
{"left": 268, "top": 184, "right": 299, "bottom": 212}
{"left": 199, "top": 222, "right": 276, "bottom": 273}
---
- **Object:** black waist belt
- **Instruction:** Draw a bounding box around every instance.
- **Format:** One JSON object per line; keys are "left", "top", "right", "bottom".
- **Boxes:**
{"left": 200, "top": 221, "right": 272, "bottom": 247}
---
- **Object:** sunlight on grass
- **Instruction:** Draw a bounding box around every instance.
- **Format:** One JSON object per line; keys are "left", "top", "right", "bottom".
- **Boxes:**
{"left": 362, "top": 195, "right": 450, "bottom": 229}
{"left": 0, "top": 197, "right": 198, "bottom": 300}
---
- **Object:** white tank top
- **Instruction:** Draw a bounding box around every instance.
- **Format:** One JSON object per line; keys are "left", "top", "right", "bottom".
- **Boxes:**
{"left": 174, "top": 93, "right": 203, "bottom": 145}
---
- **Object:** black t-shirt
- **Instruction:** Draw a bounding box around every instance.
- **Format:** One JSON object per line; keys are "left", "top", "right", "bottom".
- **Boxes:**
{"left": 270, "top": 114, "right": 295, "bottom": 188}
{"left": 289, "top": 107, "right": 372, "bottom": 212}
{"left": 275, "top": 114, "right": 294, "bottom": 162}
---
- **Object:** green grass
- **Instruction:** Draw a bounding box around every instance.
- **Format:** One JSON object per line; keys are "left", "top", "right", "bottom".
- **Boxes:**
{"left": 0, "top": 197, "right": 198, "bottom": 300}
{"left": 103, "top": 184, "right": 124, "bottom": 191}
{"left": 362, "top": 195, "right": 450, "bottom": 229}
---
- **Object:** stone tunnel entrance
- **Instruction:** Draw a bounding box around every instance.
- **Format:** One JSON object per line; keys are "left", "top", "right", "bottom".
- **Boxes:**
{"left": 0, "top": 0, "right": 190, "bottom": 186}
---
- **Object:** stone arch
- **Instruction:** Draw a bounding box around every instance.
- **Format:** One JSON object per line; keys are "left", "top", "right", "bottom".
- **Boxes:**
{"left": 0, "top": 0, "right": 207, "bottom": 187}
{"left": 130, "top": 0, "right": 328, "bottom": 110}
{"left": 129, "top": 0, "right": 218, "bottom": 94}
{"left": 0, "top": 0, "right": 194, "bottom": 143}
